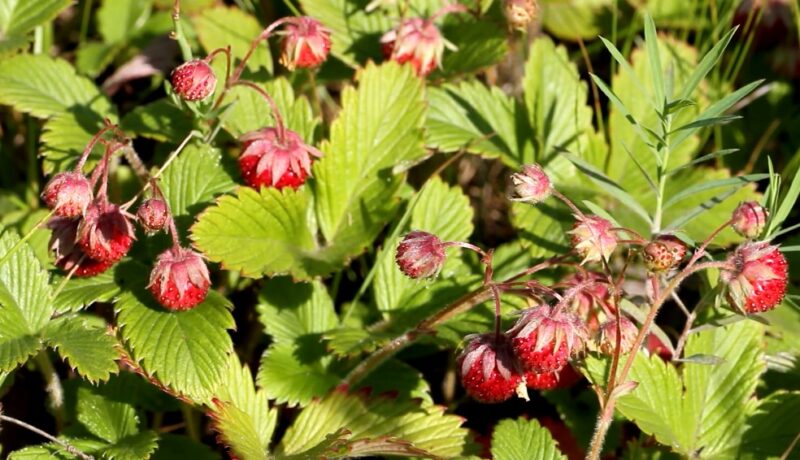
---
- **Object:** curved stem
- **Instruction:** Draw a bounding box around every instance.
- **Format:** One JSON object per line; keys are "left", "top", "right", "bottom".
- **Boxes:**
{"left": 233, "top": 80, "right": 287, "bottom": 139}
{"left": 0, "top": 414, "right": 94, "bottom": 460}
{"left": 74, "top": 121, "right": 115, "bottom": 172}
{"left": 585, "top": 260, "right": 730, "bottom": 460}
{"left": 230, "top": 18, "right": 292, "bottom": 83}
{"left": 444, "top": 241, "right": 487, "bottom": 258}
{"left": 551, "top": 189, "right": 585, "bottom": 218}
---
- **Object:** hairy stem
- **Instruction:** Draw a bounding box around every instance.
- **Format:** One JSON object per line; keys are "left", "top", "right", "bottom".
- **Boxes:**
{"left": 0, "top": 414, "right": 94, "bottom": 460}
{"left": 34, "top": 352, "right": 64, "bottom": 431}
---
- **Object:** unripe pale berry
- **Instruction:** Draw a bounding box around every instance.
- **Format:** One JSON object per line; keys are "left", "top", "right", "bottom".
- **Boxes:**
{"left": 136, "top": 198, "right": 170, "bottom": 233}
{"left": 569, "top": 215, "right": 617, "bottom": 264}
{"left": 149, "top": 247, "right": 211, "bottom": 311}
{"left": 731, "top": 201, "right": 768, "bottom": 239}
{"left": 77, "top": 201, "right": 136, "bottom": 263}
{"left": 238, "top": 128, "right": 323, "bottom": 189}
{"left": 395, "top": 231, "right": 446, "bottom": 279}
{"left": 509, "top": 164, "right": 551, "bottom": 204}
{"left": 643, "top": 235, "right": 686, "bottom": 273}
{"left": 41, "top": 172, "right": 93, "bottom": 218}
{"left": 597, "top": 315, "right": 638, "bottom": 355}
{"left": 504, "top": 0, "right": 538, "bottom": 29}
{"left": 171, "top": 60, "right": 217, "bottom": 101}
{"left": 381, "top": 18, "right": 445, "bottom": 77}
{"left": 458, "top": 333, "right": 523, "bottom": 403}
{"left": 721, "top": 241, "right": 787, "bottom": 314}
{"left": 280, "top": 17, "right": 332, "bottom": 70}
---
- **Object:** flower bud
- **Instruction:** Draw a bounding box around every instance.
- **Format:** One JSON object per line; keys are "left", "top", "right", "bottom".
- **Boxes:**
{"left": 395, "top": 231, "right": 446, "bottom": 279}
{"left": 280, "top": 17, "right": 332, "bottom": 70}
{"left": 504, "top": 0, "right": 538, "bottom": 29}
{"left": 171, "top": 59, "right": 217, "bottom": 101}
{"left": 381, "top": 18, "right": 445, "bottom": 77}
{"left": 149, "top": 247, "right": 211, "bottom": 311}
{"left": 597, "top": 316, "right": 638, "bottom": 355}
{"left": 509, "top": 164, "right": 551, "bottom": 204}
{"left": 731, "top": 201, "right": 768, "bottom": 239}
{"left": 569, "top": 215, "right": 617, "bottom": 264}
{"left": 41, "top": 172, "right": 93, "bottom": 218}
{"left": 239, "top": 128, "right": 323, "bottom": 189}
{"left": 136, "top": 198, "right": 170, "bottom": 233}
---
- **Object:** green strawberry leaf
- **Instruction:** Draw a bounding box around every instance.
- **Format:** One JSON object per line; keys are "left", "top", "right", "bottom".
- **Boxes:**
{"left": 0, "top": 227, "right": 52, "bottom": 371}
{"left": 0, "top": 0, "right": 72, "bottom": 37}
{"left": 256, "top": 277, "right": 338, "bottom": 344}
{"left": 42, "top": 314, "right": 119, "bottom": 384}
{"left": 491, "top": 418, "right": 567, "bottom": 460}
{"left": 257, "top": 342, "right": 339, "bottom": 407}
{"left": 276, "top": 388, "right": 473, "bottom": 458}
{"left": 114, "top": 266, "right": 235, "bottom": 401}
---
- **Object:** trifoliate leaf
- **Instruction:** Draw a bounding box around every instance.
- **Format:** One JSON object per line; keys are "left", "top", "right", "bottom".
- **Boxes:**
{"left": 42, "top": 315, "right": 119, "bottom": 384}
{"left": 276, "top": 388, "right": 473, "bottom": 458}
{"left": 256, "top": 277, "right": 338, "bottom": 344}
{"left": 115, "top": 276, "right": 235, "bottom": 401}
{"left": 374, "top": 177, "right": 475, "bottom": 313}
{"left": 257, "top": 342, "right": 339, "bottom": 407}
{"left": 491, "top": 418, "right": 567, "bottom": 460}
{"left": 0, "top": 227, "right": 52, "bottom": 371}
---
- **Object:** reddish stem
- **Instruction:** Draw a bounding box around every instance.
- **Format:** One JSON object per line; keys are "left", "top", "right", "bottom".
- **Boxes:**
{"left": 74, "top": 120, "right": 116, "bottom": 172}
{"left": 233, "top": 80, "right": 287, "bottom": 140}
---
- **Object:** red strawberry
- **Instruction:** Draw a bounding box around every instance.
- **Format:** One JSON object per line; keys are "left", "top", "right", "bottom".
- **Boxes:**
{"left": 525, "top": 370, "right": 559, "bottom": 390}
{"left": 41, "top": 172, "right": 93, "bottom": 218}
{"left": 48, "top": 217, "right": 113, "bottom": 277}
{"left": 380, "top": 18, "right": 445, "bottom": 77}
{"left": 238, "top": 127, "right": 322, "bottom": 189}
{"left": 508, "top": 304, "right": 588, "bottom": 374}
{"left": 280, "top": 17, "right": 331, "bottom": 70}
{"left": 77, "top": 201, "right": 135, "bottom": 263}
{"left": 395, "top": 231, "right": 447, "bottom": 279}
{"left": 149, "top": 247, "right": 210, "bottom": 311}
{"left": 136, "top": 198, "right": 170, "bottom": 233}
{"left": 458, "top": 333, "right": 523, "bottom": 403}
{"left": 722, "top": 242, "right": 788, "bottom": 314}
{"left": 171, "top": 59, "right": 216, "bottom": 101}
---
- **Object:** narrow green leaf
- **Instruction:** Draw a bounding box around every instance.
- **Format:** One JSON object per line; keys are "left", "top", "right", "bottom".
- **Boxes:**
{"left": 644, "top": 14, "right": 665, "bottom": 109}
{"left": 671, "top": 115, "right": 742, "bottom": 132}
{"left": 767, "top": 161, "right": 800, "bottom": 237}
{"left": 491, "top": 418, "right": 566, "bottom": 460}
{"left": 564, "top": 153, "right": 653, "bottom": 225}
{"left": 42, "top": 315, "right": 119, "bottom": 384}
{"left": 590, "top": 74, "right": 655, "bottom": 151}
{"left": 663, "top": 174, "right": 767, "bottom": 209}
{"left": 664, "top": 187, "right": 741, "bottom": 231}
{"left": 667, "top": 149, "right": 738, "bottom": 175}
{"left": 598, "top": 36, "right": 651, "bottom": 105}
{"left": 678, "top": 27, "right": 737, "bottom": 101}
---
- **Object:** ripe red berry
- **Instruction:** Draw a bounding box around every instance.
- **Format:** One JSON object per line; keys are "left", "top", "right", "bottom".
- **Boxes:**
{"left": 41, "top": 172, "right": 93, "bottom": 218}
{"left": 149, "top": 247, "right": 210, "bottom": 311}
{"left": 381, "top": 18, "right": 445, "bottom": 77}
{"left": 731, "top": 201, "right": 768, "bottom": 239}
{"left": 569, "top": 215, "right": 617, "bottom": 264}
{"left": 171, "top": 59, "right": 217, "bottom": 101}
{"left": 524, "top": 370, "right": 559, "bottom": 390}
{"left": 597, "top": 315, "right": 638, "bottom": 355}
{"left": 136, "top": 198, "right": 170, "bottom": 233}
{"left": 48, "top": 217, "right": 113, "bottom": 277}
{"left": 280, "top": 17, "right": 332, "bottom": 70}
{"left": 508, "top": 305, "right": 588, "bottom": 374}
{"left": 395, "top": 231, "right": 447, "bottom": 279}
{"left": 722, "top": 242, "right": 788, "bottom": 314}
{"left": 458, "top": 333, "right": 523, "bottom": 403}
{"left": 77, "top": 201, "right": 135, "bottom": 263}
{"left": 509, "top": 164, "right": 551, "bottom": 204}
{"left": 238, "top": 127, "right": 322, "bottom": 189}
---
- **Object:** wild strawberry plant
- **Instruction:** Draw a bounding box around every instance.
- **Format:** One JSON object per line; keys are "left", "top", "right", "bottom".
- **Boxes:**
{"left": 0, "top": 0, "right": 798, "bottom": 459}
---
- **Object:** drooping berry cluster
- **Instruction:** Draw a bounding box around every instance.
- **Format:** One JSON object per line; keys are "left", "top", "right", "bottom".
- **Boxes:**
{"left": 42, "top": 125, "right": 210, "bottom": 312}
